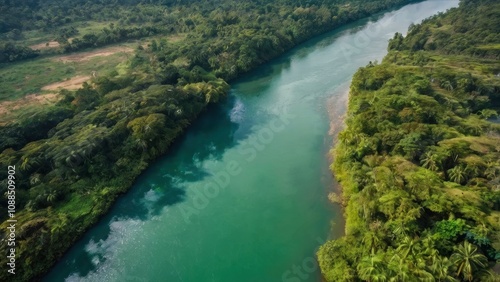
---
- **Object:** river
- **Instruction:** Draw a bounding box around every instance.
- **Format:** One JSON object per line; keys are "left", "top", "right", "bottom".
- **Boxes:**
{"left": 44, "top": 1, "right": 458, "bottom": 281}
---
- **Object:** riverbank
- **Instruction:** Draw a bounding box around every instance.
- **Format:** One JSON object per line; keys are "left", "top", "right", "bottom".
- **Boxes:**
{"left": 325, "top": 82, "right": 350, "bottom": 232}
{"left": 318, "top": 0, "right": 500, "bottom": 280}
{"left": 327, "top": 82, "right": 350, "bottom": 139}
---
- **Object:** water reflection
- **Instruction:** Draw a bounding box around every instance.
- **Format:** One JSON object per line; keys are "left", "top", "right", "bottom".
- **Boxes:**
{"left": 45, "top": 98, "right": 242, "bottom": 280}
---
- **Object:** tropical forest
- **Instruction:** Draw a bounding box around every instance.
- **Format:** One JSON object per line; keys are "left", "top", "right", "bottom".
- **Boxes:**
{"left": 318, "top": 0, "right": 500, "bottom": 281}
{"left": 0, "top": 0, "right": 498, "bottom": 281}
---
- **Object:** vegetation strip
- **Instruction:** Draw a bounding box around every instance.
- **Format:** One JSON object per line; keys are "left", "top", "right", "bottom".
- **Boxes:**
{"left": 318, "top": 0, "right": 500, "bottom": 280}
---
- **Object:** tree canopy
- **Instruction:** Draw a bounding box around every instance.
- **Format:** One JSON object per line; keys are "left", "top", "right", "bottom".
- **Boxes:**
{"left": 318, "top": 0, "right": 500, "bottom": 280}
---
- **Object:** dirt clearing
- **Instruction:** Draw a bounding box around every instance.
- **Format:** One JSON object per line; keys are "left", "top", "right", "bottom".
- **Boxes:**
{"left": 0, "top": 93, "right": 59, "bottom": 118}
{"left": 30, "top": 41, "right": 60, "bottom": 50}
{"left": 41, "top": 75, "right": 91, "bottom": 91}
{"left": 55, "top": 46, "right": 134, "bottom": 63}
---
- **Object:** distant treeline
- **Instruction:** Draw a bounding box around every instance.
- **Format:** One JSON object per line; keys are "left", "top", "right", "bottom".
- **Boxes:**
{"left": 0, "top": 0, "right": 420, "bottom": 63}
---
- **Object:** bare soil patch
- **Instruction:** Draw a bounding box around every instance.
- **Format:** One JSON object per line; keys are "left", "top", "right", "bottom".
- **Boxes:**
{"left": 55, "top": 46, "right": 133, "bottom": 63}
{"left": 0, "top": 93, "right": 59, "bottom": 118}
{"left": 30, "top": 41, "right": 60, "bottom": 50}
{"left": 41, "top": 76, "right": 91, "bottom": 91}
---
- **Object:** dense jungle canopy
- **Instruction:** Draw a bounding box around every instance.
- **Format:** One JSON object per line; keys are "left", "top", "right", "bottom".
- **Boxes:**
{"left": 318, "top": 0, "right": 500, "bottom": 280}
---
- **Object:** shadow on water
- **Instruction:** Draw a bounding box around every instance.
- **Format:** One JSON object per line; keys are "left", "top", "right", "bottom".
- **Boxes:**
{"left": 45, "top": 98, "right": 243, "bottom": 279}
{"left": 229, "top": 59, "right": 292, "bottom": 96}
{"left": 113, "top": 98, "right": 242, "bottom": 220}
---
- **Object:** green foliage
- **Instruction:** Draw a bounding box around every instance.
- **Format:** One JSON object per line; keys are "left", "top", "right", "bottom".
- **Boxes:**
{"left": 1, "top": 0, "right": 496, "bottom": 281}
{"left": 0, "top": 42, "right": 39, "bottom": 63}
{"left": 1, "top": 0, "right": 422, "bottom": 67}
{"left": 0, "top": 49, "right": 133, "bottom": 102}
{"left": 450, "top": 241, "right": 489, "bottom": 281}
{"left": 391, "top": 0, "right": 500, "bottom": 58}
{"left": 319, "top": 0, "right": 500, "bottom": 280}
{"left": 0, "top": 66, "right": 209, "bottom": 281}
{"left": 434, "top": 219, "right": 467, "bottom": 241}
{"left": 0, "top": 106, "right": 73, "bottom": 151}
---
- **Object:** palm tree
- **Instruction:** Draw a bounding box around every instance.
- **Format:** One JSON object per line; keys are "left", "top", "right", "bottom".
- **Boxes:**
{"left": 363, "top": 230, "right": 383, "bottom": 255}
{"left": 429, "top": 256, "right": 457, "bottom": 282}
{"left": 457, "top": 77, "right": 472, "bottom": 92}
{"left": 440, "top": 80, "right": 454, "bottom": 91}
{"left": 65, "top": 150, "right": 82, "bottom": 168}
{"left": 391, "top": 219, "right": 410, "bottom": 238}
{"left": 135, "top": 138, "right": 148, "bottom": 151}
{"left": 450, "top": 241, "right": 488, "bottom": 281}
{"left": 465, "top": 165, "right": 480, "bottom": 179}
{"left": 397, "top": 236, "right": 421, "bottom": 260}
{"left": 388, "top": 253, "right": 413, "bottom": 282}
{"left": 46, "top": 190, "right": 57, "bottom": 203}
{"left": 478, "top": 109, "right": 498, "bottom": 120}
{"left": 30, "top": 173, "right": 41, "bottom": 186}
{"left": 448, "top": 165, "right": 467, "bottom": 184}
{"left": 419, "top": 235, "right": 450, "bottom": 279}
{"left": 420, "top": 235, "right": 438, "bottom": 259}
{"left": 50, "top": 215, "right": 67, "bottom": 235}
{"left": 476, "top": 84, "right": 492, "bottom": 96}
{"left": 421, "top": 151, "right": 439, "bottom": 171}
{"left": 357, "top": 253, "right": 388, "bottom": 282}
{"left": 484, "top": 162, "right": 498, "bottom": 180}
{"left": 357, "top": 189, "right": 377, "bottom": 220}
{"left": 390, "top": 247, "right": 434, "bottom": 281}
{"left": 20, "top": 156, "right": 31, "bottom": 171}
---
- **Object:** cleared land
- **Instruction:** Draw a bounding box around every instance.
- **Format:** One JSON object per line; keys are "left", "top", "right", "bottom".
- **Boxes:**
{"left": 0, "top": 45, "right": 133, "bottom": 101}
{"left": 55, "top": 46, "right": 134, "bottom": 62}
{"left": 0, "top": 34, "right": 184, "bottom": 124}
{"left": 41, "top": 75, "right": 91, "bottom": 91}
{"left": 0, "top": 44, "right": 131, "bottom": 122}
{"left": 0, "top": 93, "right": 59, "bottom": 124}
{"left": 30, "top": 41, "right": 61, "bottom": 50}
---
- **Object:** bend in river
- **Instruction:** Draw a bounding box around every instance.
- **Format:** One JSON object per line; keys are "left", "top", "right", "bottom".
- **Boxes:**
{"left": 45, "top": 1, "right": 459, "bottom": 281}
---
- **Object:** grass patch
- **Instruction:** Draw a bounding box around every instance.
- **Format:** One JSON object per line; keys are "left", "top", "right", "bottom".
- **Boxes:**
{"left": 475, "top": 43, "right": 500, "bottom": 50}
{"left": 54, "top": 193, "right": 93, "bottom": 218}
{"left": 0, "top": 46, "right": 133, "bottom": 101}
{"left": 0, "top": 59, "right": 70, "bottom": 101}
{"left": 0, "top": 30, "right": 182, "bottom": 99}
{"left": 429, "top": 54, "right": 499, "bottom": 76}
{"left": 76, "top": 21, "right": 117, "bottom": 35}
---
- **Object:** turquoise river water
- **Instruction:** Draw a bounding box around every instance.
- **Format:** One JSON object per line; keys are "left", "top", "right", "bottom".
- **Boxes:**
{"left": 45, "top": 1, "right": 458, "bottom": 281}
